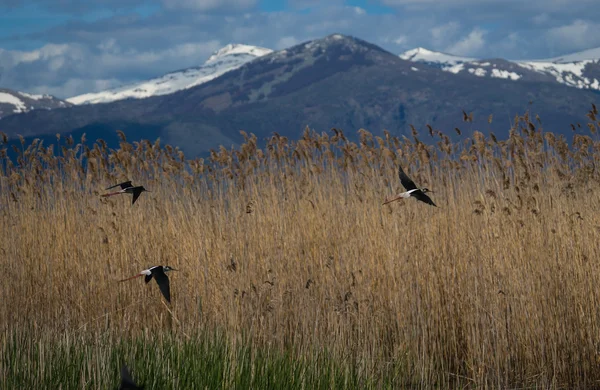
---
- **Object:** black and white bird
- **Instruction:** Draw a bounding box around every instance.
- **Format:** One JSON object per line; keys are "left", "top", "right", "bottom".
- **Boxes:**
{"left": 102, "top": 181, "right": 149, "bottom": 205}
{"left": 120, "top": 266, "right": 177, "bottom": 303}
{"left": 383, "top": 165, "right": 437, "bottom": 207}
{"left": 119, "top": 365, "right": 143, "bottom": 390}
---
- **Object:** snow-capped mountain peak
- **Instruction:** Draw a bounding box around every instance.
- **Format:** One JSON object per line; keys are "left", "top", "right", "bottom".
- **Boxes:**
{"left": 400, "top": 46, "right": 600, "bottom": 91}
{"left": 206, "top": 43, "right": 272, "bottom": 63}
{"left": 0, "top": 88, "right": 72, "bottom": 119}
{"left": 67, "top": 43, "right": 273, "bottom": 105}
{"left": 399, "top": 47, "right": 477, "bottom": 66}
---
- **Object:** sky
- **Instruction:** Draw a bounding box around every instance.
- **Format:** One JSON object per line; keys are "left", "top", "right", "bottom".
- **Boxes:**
{"left": 1, "top": 0, "right": 600, "bottom": 99}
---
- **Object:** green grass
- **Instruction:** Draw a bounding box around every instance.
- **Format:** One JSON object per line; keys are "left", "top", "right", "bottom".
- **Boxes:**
{"left": 2, "top": 328, "right": 421, "bottom": 389}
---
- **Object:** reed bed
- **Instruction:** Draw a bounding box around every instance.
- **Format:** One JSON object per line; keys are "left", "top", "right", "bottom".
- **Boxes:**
{"left": 2, "top": 107, "right": 600, "bottom": 388}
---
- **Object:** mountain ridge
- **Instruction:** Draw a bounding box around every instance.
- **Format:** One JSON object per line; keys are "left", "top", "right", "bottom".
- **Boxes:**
{"left": 0, "top": 88, "right": 72, "bottom": 119}
{"left": 399, "top": 46, "right": 600, "bottom": 91}
{"left": 0, "top": 34, "right": 598, "bottom": 158}
{"left": 66, "top": 42, "right": 600, "bottom": 107}
{"left": 67, "top": 43, "right": 273, "bottom": 105}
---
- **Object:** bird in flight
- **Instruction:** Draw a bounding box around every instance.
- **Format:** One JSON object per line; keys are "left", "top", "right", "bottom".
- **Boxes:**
{"left": 383, "top": 165, "right": 437, "bottom": 207}
{"left": 119, "top": 365, "right": 143, "bottom": 389}
{"left": 120, "top": 265, "right": 177, "bottom": 303}
{"left": 102, "top": 181, "right": 149, "bottom": 205}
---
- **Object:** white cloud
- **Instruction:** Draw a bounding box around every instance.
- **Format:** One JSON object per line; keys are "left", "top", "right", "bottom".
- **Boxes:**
{"left": 161, "top": 0, "right": 257, "bottom": 11}
{"left": 393, "top": 35, "right": 408, "bottom": 45}
{"left": 276, "top": 36, "right": 299, "bottom": 50}
{"left": 379, "top": 0, "right": 596, "bottom": 7}
{"left": 532, "top": 13, "right": 550, "bottom": 25}
{"left": 353, "top": 6, "right": 366, "bottom": 15}
{"left": 97, "top": 38, "right": 118, "bottom": 53}
{"left": 229, "top": 26, "right": 260, "bottom": 42}
{"left": 0, "top": 0, "right": 154, "bottom": 12}
{"left": 0, "top": 39, "right": 221, "bottom": 98}
{"left": 546, "top": 20, "right": 600, "bottom": 51}
{"left": 485, "top": 32, "right": 529, "bottom": 59}
{"left": 287, "top": 0, "right": 345, "bottom": 9}
{"left": 445, "top": 28, "right": 486, "bottom": 56}
{"left": 305, "top": 18, "right": 353, "bottom": 34}
{"left": 430, "top": 22, "right": 460, "bottom": 47}
{"left": 0, "top": 44, "right": 82, "bottom": 69}
{"left": 382, "top": 35, "right": 409, "bottom": 46}
{"left": 498, "top": 32, "right": 520, "bottom": 51}
{"left": 96, "top": 40, "right": 221, "bottom": 73}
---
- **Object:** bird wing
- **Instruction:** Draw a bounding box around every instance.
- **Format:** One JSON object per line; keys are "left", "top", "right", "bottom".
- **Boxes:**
{"left": 106, "top": 181, "right": 133, "bottom": 190}
{"left": 120, "top": 365, "right": 142, "bottom": 389}
{"left": 398, "top": 165, "right": 418, "bottom": 191}
{"left": 412, "top": 190, "right": 437, "bottom": 207}
{"left": 144, "top": 274, "right": 153, "bottom": 284}
{"left": 131, "top": 187, "right": 143, "bottom": 205}
{"left": 152, "top": 268, "right": 171, "bottom": 303}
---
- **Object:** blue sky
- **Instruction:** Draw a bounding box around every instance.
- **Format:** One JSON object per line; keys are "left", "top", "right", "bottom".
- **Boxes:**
{"left": 1, "top": 0, "right": 599, "bottom": 98}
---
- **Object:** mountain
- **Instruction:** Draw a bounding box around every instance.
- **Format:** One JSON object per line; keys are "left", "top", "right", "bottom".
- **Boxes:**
{"left": 399, "top": 47, "right": 600, "bottom": 91}
{"left": 0, "top": 34, "right": 598, "bottom": 157}
{"left": 0, "top": 88, "right": 72, "bottom": 119}
{"left": 67, "top": 44, "right": 273, "bottom": 105}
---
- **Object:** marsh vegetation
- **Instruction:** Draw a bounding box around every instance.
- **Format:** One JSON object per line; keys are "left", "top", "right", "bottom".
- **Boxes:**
{"left": 2, "top": 107, "right": 600, "bottom": 388}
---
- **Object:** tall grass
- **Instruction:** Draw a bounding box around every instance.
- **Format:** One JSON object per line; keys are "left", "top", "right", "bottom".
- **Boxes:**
{"left": 3, "top": 330, "right": 368, "bottom": 389}
{"left": 2, "top": 107, "right": 600, "bottom": 388}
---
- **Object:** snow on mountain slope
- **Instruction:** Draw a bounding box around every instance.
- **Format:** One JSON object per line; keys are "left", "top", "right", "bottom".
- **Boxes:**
{"left": 516, "top": 60, "right": 600, "bottom": 89}
{"left": 68, "top": 44, "right": 273, "bottom": 105}
{"left": 399, "top": 47, "right": 477, "bottom": 67}
{"left": 0, "top": 88, "right": 72, "bottom": 119}
{"left": 541, "top": 47, "right": 600, "bottom": 63}
{"left": 400, "top": 47, "right": 600, "bottom": 91}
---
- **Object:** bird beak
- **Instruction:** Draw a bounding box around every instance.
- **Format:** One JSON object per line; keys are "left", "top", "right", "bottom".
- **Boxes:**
{"left": 383, "top": 194, "right": 403, "bottom": 205}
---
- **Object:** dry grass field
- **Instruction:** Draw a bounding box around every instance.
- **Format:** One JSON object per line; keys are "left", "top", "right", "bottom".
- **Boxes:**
{"left": 2, "top": 108, "right": 600, "bottom": 388}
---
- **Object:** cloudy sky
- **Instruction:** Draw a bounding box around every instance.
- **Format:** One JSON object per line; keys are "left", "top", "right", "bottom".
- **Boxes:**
{"left": 1, "top": 0, "right": 599, "bottom": 99}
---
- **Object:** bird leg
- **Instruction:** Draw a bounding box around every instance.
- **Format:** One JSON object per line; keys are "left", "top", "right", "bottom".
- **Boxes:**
{"left": 101, "top": 191, "right": 124, "bottom": 197}
{"left": 383, "top": 194, "right": 405, "bottom": 205}
{"left": 119, "top": 274, "right": 144, "bottom": 282}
